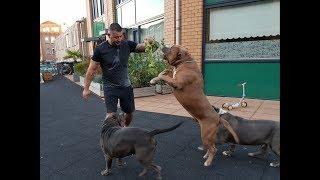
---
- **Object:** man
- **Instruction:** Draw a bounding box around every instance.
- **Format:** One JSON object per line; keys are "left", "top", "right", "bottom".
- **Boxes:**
{"left": 82, "top": 23, "right": 155, "bottom": 127}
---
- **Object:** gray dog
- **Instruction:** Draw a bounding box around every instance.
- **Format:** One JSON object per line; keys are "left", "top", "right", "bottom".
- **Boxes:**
{"left": 100, "top": 114, "right": 183, "bottom": 179}
{"left": 199, "top": 106, "right": 280, "bottom": 167}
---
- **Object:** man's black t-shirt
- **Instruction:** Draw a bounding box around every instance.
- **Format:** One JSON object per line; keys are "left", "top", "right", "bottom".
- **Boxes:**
{"left": 92, "top": 40, "right": 137, "bottom": 87}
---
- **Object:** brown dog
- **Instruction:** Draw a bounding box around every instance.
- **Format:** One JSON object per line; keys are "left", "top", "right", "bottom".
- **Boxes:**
{"left": 150, "top": 45, "right": 239, "bottom": 167}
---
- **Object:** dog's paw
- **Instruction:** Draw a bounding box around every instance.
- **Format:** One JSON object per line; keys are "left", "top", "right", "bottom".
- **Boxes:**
{"left": 150, "top": 78, "right": 158, "bottom": 85}
{"left": 203, "top": 153, "right": 209, "bottom": 159}
{"left": 222, "top": 151, "right": 232, "bottom": 157}
{"left": 101, "top": 169, "right": 111, "bottom": 176}
{"left": 116, "top": 161, "right": 127, "bottom": 167}
{"left": 204, "top": 160, "right": 212, "bottom": 167}
{"left": 197, "top": 146, "right": 204, "bottom": 151}
{"left": 269, "top": 162, "right": 280, "bottom": 167}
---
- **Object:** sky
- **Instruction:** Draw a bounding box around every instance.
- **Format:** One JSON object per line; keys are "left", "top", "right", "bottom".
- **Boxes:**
{"left": 40, "top": 0, "right": 87, "bottom": 28}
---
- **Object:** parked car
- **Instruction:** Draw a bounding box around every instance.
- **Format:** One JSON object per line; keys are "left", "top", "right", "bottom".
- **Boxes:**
{"left": 40, "top": 63, "right": 58, "bottom": 75}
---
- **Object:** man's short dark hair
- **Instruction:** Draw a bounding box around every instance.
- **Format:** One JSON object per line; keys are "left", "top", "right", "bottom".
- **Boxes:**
{"left": 109, "top": 23, "right": 122, "bottom": 32}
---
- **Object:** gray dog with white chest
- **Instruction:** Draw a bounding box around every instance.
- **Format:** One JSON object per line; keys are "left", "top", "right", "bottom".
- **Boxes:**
{"left": 100, "top": 114, "right": 183, "bottom": 179}
{"left": 199, "top": 106, "right": 280, "bottom": 167}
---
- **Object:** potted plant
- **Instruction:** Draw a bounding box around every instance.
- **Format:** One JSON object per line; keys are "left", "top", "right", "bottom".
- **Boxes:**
{"left": 90, "top": 74, "right": 104, "bottom": 97}
{"left": 73, "top": 60, "right": 88, "bottom": 85}
{"left": 63, "top": 50, "right": 83, "bottom": 81}
{"left": 128, "top": 40, "right": 166, "bottom": 97}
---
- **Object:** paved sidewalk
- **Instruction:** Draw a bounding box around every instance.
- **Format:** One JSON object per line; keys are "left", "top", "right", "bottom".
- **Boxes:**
{"left": 65, "top": 75, "right": 279, "bottom": 122}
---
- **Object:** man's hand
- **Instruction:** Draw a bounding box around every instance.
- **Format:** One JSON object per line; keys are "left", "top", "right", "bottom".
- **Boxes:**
{"left": 82, "top": 88, "right": 91, "bottom": 100}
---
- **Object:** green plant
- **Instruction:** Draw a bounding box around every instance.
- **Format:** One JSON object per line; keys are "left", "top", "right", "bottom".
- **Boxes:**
{"left": 63, "top": 50, "right": 83, "bottom": 62}
{"left": 73, "top": 60, "right": 89, "bottom": 76}
{"left": 128, "top": 39, "right": 167, "bottom": 88}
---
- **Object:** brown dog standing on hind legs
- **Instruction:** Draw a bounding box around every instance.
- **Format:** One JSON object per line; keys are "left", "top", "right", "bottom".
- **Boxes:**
{"left": 150, "top": 45, "right": 239, "bottom": 167}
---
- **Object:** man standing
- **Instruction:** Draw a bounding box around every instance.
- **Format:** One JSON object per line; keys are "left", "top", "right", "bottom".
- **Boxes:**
{"left": 82, "top": 23, "right": 155, "bottom": 127}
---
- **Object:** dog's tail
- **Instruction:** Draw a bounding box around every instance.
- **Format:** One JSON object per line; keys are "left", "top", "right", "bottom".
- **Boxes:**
{"left": 148, "top": 121, "right": 184, "bottom": 137}
{"left": 219, "top": 118, "right": 240, "bottom": 143}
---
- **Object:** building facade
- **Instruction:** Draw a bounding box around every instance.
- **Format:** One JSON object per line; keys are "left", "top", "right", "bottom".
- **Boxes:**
{"left": 203, "top": 0, "right": 280, "bottom": 100}
{"left": 84, "top": 0, "right": 279, "bottom": 100}
{"left": 40, "top": 21, "right": 62, "bottom": 61}
{"left": 54, "top": 18, "right": 90, "bottom": 61}
{"left": 85, "top": 0, "right": 106, "bottom": 56}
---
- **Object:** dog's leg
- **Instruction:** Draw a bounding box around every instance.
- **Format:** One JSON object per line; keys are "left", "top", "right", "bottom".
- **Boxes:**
{"left": 159, "top": 75, "right": 183, "bottom": 89}
{"left": 204, "top": 146, "right": 217, "bottom": 166}
{"left": 222, "top": 144, "right": 236, "bottom": 157}
{"left": 270, "top": 137, "right": 280, "bottom": 167}
{"left": 248, "top": 144, "right": 268, "bottom": 157}
{"left": 200, "top": 122, "right": 218, "bottom": 166}
{"left": 101, "top": 155, "right": 112, "bottom": 176}
{"left": 150, "top": 68, "right": 172, "bottom": 85}
{"left": 203, "top": 150, "right": 209, "bottom": 159}
{"left": 150, "top": 163, "right": 162, "bottom": 180}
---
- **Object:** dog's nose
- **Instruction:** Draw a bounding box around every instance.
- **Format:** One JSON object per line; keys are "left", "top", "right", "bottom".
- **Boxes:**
{"left": 162, "top": 46, "right": 170, "bottom": 54}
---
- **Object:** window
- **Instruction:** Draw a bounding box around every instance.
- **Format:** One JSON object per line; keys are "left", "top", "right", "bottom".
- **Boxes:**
{"left": 44, "top": 36, "right": 50, "bottom": 43}
{"left": 136, "top": 0, "right": 164, "bottom": 22}
{"left": 50, "top": 36, "right": 55, "bottom": 43}
{"left": 92, "top": 0, "right": 97, "bottom": 19}
{"left": 208, "top": 0, "right": 280, "bottom": 41}
{"left": 140, "top": 19, "right": 164, "bottom": 43}
{"left": 116, "top": 8, "right": 122, "bottom": 26}
{"left": 46, "top": 48, "right": 51, "bottom": 54}
{"left": 65, "top": 35, "right": 70, "bottom": 48}
{"left": 92, "top": 0, "right": 104, "bottom": 19}
{"left": 97, "top": 0, "right": 101, "bottom": 17}
{"left": 120, "top": 0, "right": 135, "bottom": 27}
{"left": 115, "top": 0, "right": 126, "bottom": 5}
{"left": 100, "top": 0, "right": 104, "bottom": 14}
{"left": 51, "top": 27, "right": 60, "bottom": 32}
{"left": 42, "top": 27, "right": 49, "bottom": 32}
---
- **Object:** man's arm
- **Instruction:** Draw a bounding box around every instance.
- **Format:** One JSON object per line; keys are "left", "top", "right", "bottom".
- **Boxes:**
{"left": 82, "top": 60, "right": 100, "bottom": 99}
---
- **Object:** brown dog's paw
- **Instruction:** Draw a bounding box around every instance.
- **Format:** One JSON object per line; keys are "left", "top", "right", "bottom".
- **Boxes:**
{"left": 204, "top": 160, "right": 212, "bottom": 167}
{"left": 150, "top": 78, "right": 159, "bottom": 85}
{"left": 197, "top": 146, "right": 204, "bottom": 151}
{"left": 101, "top": 169, "right": 111, "bottom": 176}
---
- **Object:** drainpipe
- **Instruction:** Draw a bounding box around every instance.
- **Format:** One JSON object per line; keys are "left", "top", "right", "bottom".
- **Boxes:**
{"left": 175, "top": 0, "right": 180, "bottom": 45}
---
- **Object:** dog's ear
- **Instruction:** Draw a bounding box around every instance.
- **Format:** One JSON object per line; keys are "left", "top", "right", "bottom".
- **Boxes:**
{"left": 177, "top": 52, "right": 182, "bottom": 59}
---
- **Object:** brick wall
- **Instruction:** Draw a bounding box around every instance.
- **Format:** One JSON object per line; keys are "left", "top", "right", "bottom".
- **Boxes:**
{"left": 164, "top": 0, "right": 175, "bottom": 46}
{"left": 181, "top": 0, "right": 203, "bottom": 69}
{"left": 164, "top": 0, "right": 203, "bottom": 70}
{"left": 105, "top": 0, "right": 115, "bottom": 28}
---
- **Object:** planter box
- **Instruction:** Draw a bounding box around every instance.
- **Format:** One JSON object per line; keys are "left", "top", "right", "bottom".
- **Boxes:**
{"left": 79, "top": 76, "right": 85, "bottom": 86}
{"left": 79, "top": 76, "right": 104, "bottom": 97}
{"left": 89, "top": 81, "right": 104, "bottom": 97}
{"left": 156, "top": 84, "right": 173, "bottom": 95}
{"left": 42, "top": 72, "right": 53, "bottom": 82}
{"left": 73, "top": 74, "right": 80, "bottom": 82}
{"left": 133, "top": 86, "right": 156, "bottom": 98}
